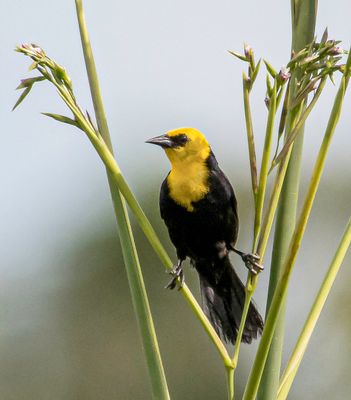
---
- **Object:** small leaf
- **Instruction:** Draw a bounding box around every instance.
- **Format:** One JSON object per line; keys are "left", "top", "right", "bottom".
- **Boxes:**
{"left": 278, "top": 83, "right": 290, "bottom": 138}
{"left": 321, "top": 27, "right": 328, "bottom": 43}
{"left": 12, "top": 86, "right": 32, "bottom": 111}
{"left": 299, "top": 54, "right": 319, "bottom": 66}
{"left": 251, "top": 59, "right": 261, "bottom": 84}
{"left": 308, "top": 37, "right": 317, "bottom": 53}
{"left": 266, "top": 74, "right": 273, "bottom": 97}
{"left": 42, "top": 112, "right": 80, "bottom": 128}
{"left": 264, "top": 60, "right": 277, "bottom": 78}
{"left": 289, "top": 48, "right": 309, "bottom": 63}
{"left": 15, "top": 45, "right": 24, "bottom": 53}
{"left": 228, "top": 50, "right": 247, "bottom": 62}
{"left": 16, "top": 76, "right": 45, "bottom": 90}
{"left": 328, "top": 72, "right": 336, "bottom": 85}
{"left": 86, "top": 110, "right": 99, "bottom": 134}
{"left": 28, "top": 61, "right": 38, "bottom": 71}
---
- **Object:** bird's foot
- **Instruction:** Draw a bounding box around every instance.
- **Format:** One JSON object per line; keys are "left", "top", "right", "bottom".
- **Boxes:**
{"left": 233, "top": 248, "right": 264, "bottom": 275}
{"left": 165, "top": 263, "right": 184, "bottom": 290}
{"left": 242, "top": 253, "right": 264, "bottom": 275}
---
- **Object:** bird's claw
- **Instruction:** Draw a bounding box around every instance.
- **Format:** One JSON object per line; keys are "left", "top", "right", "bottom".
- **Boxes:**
{"left": 242, "top": 253, "right": 264, "bottom": 275}
{"left": 165, "top": 264, "right": 185, "bottom": 290}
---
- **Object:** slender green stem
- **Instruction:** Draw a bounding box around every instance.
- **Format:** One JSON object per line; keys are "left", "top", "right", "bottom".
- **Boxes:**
{"left": 253, "top": 81, "right": 277, "bottom": 250}
{"left": 75, "top": 2, "right": 170, "bottom": 398}
{"left": 243, "top": 74, "right": 258, "bottom": 203}
{"left": 231, "top": 147, "right": 293, "bottom": 371}
{"left": 243, "top": 47, "right": 351, "bottom": 400}
{"left": 256, "top": 147, "right": 292, "bottom": 260}
{"left": 277, "top": 217, "right": 351, "bottom": 400}
{"left": 231, "top": 122, "right": 293, "bottom": 383}
{"left": 226, "top": 367, "right": 235, "bottom": 400}
{"left": 232, "top": 275, "right": 257, "bottom": 367}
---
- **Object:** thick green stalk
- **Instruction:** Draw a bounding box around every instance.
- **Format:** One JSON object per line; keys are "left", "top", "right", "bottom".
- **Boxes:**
{"left": 257, "top": 2, "right": 317, "bottom": 399}
{"left": 243, "top": 46, "right": 351, "bottom": 400}
{"left": 75, "top": 2, "right": 170, "bottom": 398}
{"left": 278, "top": 217, "right": 351, "bottom": 400}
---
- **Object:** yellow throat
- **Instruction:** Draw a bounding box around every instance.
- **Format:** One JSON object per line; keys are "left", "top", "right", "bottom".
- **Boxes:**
{"left": 165, "top": 128, "right": 211, "bottom": 212}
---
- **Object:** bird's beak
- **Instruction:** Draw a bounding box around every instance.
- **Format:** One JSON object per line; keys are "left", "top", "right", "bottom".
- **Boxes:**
{"left": 145, "top": 134, "right": 173, "bottom": 148}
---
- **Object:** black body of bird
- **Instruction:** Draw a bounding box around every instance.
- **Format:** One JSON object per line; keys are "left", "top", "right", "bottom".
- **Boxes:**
{"left": 147, "top": 127, "right": 263, "bottom": 344}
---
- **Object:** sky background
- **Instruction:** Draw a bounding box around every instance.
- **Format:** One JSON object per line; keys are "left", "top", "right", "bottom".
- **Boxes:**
{"left": 0, "top": 1, "right": 350, "bottom": 399}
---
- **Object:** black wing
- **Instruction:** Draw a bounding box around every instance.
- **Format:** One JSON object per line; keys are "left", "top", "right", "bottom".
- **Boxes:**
{"left": 205, "top": 152, "right": 239, "bottom": 246}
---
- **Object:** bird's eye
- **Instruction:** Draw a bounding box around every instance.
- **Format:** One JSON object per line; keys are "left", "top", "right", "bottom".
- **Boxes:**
{"left": 171, "top": 134, "right": 189, "bottom": 147}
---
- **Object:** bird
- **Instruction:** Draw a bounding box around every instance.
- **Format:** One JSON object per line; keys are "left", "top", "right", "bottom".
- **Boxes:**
{"left": 146, "top": 127, "right": 263, "bottom": 344}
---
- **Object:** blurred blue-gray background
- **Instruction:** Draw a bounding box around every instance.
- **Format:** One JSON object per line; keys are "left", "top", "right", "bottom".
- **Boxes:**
{"left": 0, "top": 1, "right": 350, "bottom": 399}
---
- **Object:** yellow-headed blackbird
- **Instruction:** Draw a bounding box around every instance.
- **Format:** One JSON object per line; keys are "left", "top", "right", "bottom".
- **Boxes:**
{"left": 147, "top": 127, "right": 263, "bottom": 344}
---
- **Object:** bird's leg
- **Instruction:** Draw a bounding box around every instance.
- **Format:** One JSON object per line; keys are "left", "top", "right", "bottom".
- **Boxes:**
{"left": 165, "top": 259, "right": 185, "bottom": 290}
{"left": 231, "top": 247, "right": 264, "bottom": 275}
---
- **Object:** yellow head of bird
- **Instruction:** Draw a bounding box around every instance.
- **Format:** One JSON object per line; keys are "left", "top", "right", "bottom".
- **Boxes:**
{"left": 146, "top": 127, "right": 211, "bottom": 167}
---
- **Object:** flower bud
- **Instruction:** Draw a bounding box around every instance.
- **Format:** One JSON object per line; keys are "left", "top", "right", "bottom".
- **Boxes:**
{"left": 329, "top": 46, "right": 343, "bottom": 56}
{"left": 278, "top": 66, "right": 291, "bottom": 82}
{"left": 244, "top": 44, "right": 253, "bottom": 61}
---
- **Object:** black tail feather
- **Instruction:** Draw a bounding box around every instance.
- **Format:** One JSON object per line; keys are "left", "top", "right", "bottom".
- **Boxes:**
{"left": 197, "top": 256, "right": 263, "bottom": 344}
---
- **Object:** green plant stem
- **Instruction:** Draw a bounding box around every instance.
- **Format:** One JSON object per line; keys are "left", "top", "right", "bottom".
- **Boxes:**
{"left": 232, "top": 132, "right": 293, "bottom": 371}
{"left": 231, "top": 147, "right": 293, "bottom": 369}
{"left": 75, "top": 1, "right": 170, "bottom": 398}
{"left": 256, "top": 147, "right": 292, "bottom": 260}
{"left": 256, "top": 3, "right": 318, "bottom": 399}
{"left": 232, "top": 76, "right": 286, "bottom": 376}
{"left": 253, "top": 81, "right": 277, "bottom": 249}
{"left": 226, "top": 367, "right": 235, "bottom": 400}
{"left": 243, "top": 46, "right": 351, "bottom": 400}
{"left": 243, "top": 74, "right": 258, "bottom": 203}
{"left": 232, "top": 275, "right": 257, "bottom": 368}
{"left": 277, "top": 217, "right": 351, "bottom": 400}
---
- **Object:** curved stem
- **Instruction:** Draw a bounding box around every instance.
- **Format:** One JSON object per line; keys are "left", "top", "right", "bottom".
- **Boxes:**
{"left": 75, "top": 1, "right": 170, "bottom": 398}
